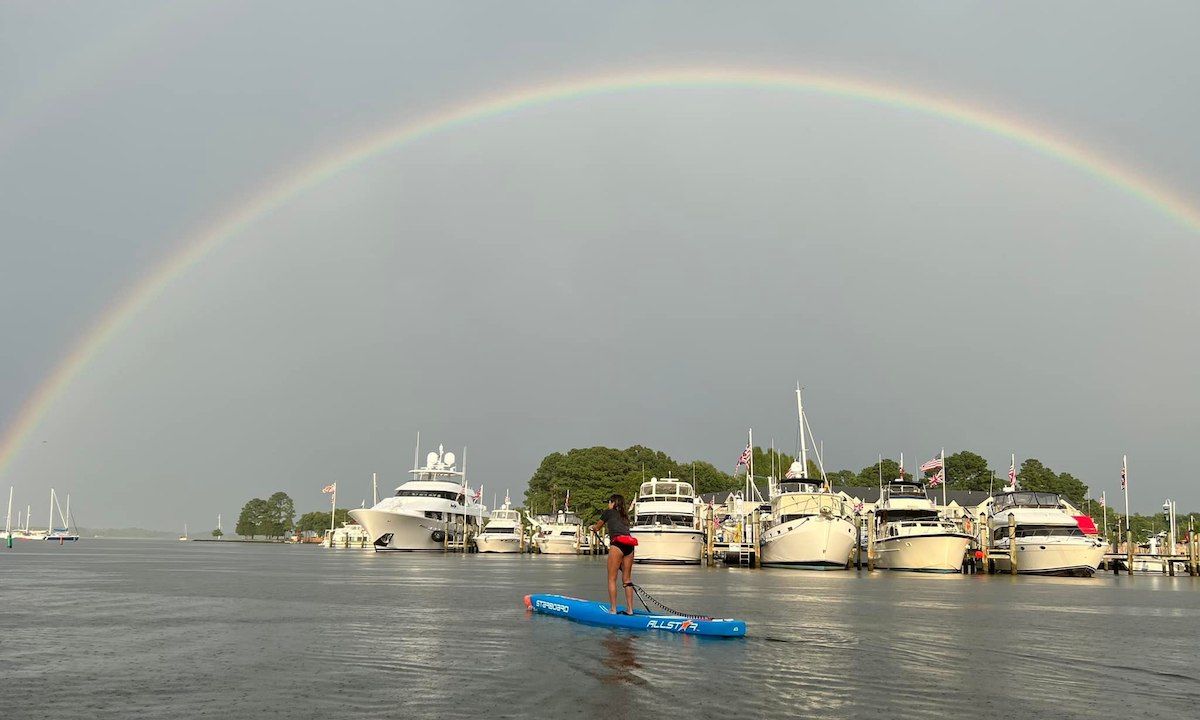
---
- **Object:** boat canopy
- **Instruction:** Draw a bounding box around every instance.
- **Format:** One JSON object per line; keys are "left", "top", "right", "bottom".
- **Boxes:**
{"left": 993, "top": 491, "right": 1062, "bottom": 512}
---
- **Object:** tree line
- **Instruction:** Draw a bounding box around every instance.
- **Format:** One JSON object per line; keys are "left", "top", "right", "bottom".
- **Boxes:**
{"left": 234, "top": 492, "right": 355, "bottom": 539}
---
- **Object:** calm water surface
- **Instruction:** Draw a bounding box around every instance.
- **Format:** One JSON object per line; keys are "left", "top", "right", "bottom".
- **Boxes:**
{"left": 2, "top": 540, "right": 1198, "bottom": 718}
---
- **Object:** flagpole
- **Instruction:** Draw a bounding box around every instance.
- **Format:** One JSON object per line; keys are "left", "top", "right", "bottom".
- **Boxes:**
{"left": 748, "top": 427, "right": 755, "bottom": 501}
{"left": 330, "top": 483, "right": 336, "bottom": 536}
{"left": 941, "top": 447, "right": 946, "bottom": 506}
{"left": 1102, "top": 491, "right": 1107, "bottom": 543}
{"left": 1123, "top": 454, "right": 1130, "bottom": 534}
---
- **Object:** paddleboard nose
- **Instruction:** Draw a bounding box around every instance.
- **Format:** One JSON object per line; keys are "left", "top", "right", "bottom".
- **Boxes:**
{"left": 523, "top": 594, "right": 532, "bottom": 609}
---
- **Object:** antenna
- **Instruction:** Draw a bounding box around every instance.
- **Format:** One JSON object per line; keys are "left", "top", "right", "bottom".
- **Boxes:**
{"left": 413, "top": 431, "right": 421, "bottom": 472}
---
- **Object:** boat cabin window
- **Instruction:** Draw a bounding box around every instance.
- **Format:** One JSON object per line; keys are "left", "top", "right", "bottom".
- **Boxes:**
{"left": 559, "top": 530, "right": 577, "bottom": 536}
{"left": 992, "top": 525, "right": 1084, "bottom": 541}
{"left": 396, "top": 489, "right": 463, "bottom": 502}
{"left": 634, "top": 513, "right": 695, "bottom": 527}
{"left": 484, "top": 526, "right": 515, "bottom": 534}
{"left": 992, "top": 492, "right": 1061, "bottom": 512}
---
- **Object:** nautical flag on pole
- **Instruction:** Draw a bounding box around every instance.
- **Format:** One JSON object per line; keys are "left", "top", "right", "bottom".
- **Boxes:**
{"left": 928, "top": 470, "right": 945, "bottom": 487}
{"left": 1008, "top": 457, "right": 1017, "bottom": 487}
{"left": 1100, "top": 492, "right": 1106, "bottom": 507}
{"left": 735, "top": 444, "right": 752, "bottom": 471}
{"left": 322, "top": 483, "right": 336, "bottom": 494}
{"left": 920, "top": 456, "right": 943, "bottom": 473}
{"left": 1120, "top": 461, "right": 1127, "bottom": 490}
{"left": 473, "top": 485, "right": 482, "bottom": 502}
{"left": 564, "top": 489, "right": 570, "bottom": 509}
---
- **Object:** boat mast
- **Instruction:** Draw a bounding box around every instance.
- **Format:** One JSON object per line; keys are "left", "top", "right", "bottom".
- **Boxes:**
{"left": 795, "top": 384, "right": 808, "bottom": 480}
{"left": 5, "top": 486, "right": 11, "bottom": 535}
{"left": 372, "top": 472, "right": 378, "bottom": 506}
{"left": 48, "top": 489, "right": 55, "bottom": 533}
{"left": 413, "top": 431, "right": 421, "bottom": 473}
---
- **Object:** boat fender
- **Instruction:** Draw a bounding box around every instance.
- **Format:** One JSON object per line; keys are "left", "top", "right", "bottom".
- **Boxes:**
{"left": 431, "top": 530, "right": 446, "bottom": 543}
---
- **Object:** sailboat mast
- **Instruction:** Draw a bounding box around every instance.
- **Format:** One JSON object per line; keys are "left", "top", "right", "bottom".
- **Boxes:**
{"left": 372, "top": 472, "right": 378, "bottom": 506}
{"left": 48, "top": 489, "right": 55, "bottom": 533}
{"left": 5, "top": 486, "right": 12, "bottom": 535}
{"left": 795, "top": 384, "right": 808, "bottom": 479}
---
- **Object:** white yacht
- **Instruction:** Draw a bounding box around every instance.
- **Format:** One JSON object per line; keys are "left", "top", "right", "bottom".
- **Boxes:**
{"left": 534, "top": 506, "right": 582, "bottom": 555}
{"left": 759, "top": 387, "right": 857, "bottom": 570}
{"left": 323, "top": 522, "right": 371, "bottom": 548}
{"left": 874, "top": 478, "right": 972, "bottom": 573}
{"left": 987, "top": 489, "right": 1105, "bottom": 576}
{"left": 475, "top": 495, "right": 524, "bottom": 553}
{"left": 629, "top": 478, "right": 704, "bottom": 564}
{"left": 349, "top": 443, "right": 488, "bottom": 552}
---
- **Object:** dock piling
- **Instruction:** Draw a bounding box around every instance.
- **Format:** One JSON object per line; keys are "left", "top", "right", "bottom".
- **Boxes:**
{"left": 1126, "top": 530, "right": 1134, "bottom": 576}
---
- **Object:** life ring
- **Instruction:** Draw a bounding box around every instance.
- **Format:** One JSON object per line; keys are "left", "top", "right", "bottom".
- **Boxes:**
{"left": 963, "top": 518, "right": 974, "bottom": 534}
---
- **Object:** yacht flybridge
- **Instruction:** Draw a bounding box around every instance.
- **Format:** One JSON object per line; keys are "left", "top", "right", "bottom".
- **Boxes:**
{"left": 349, "top": 441, "right": 488, "bottom": 552}
{"left": 987, "top": 489, "right": 1104, "bottom": 576}
{"left": 475, "top": 494, "right": 523, "bottom": 553}
{"left": 759, "top": 386, "right": 857, "bottom": 569}
{"left": 629, "top": 477, "right": 704, "bottom": 564}
{"left": 874, "top": 478, "right": 971, "bottom": 573}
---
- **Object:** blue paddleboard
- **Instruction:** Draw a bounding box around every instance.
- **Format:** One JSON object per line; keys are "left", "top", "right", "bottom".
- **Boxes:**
{"left": 524, "top": 593, "right": 746, "bottom": 637}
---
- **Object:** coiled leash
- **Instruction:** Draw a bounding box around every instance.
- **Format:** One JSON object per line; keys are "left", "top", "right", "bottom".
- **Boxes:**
{"left": 625, "top": 582, "right": 712, "bottom": 620}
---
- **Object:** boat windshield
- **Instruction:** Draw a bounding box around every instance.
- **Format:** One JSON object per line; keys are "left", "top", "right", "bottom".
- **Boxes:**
{"left": 992, "top": 525, "right": 1086, "bottom": 541}
{"left": 778, "top": 482, "right": 823, "bottom": 494}
{"left": 993, "top": 492, "right": 1061, "bottom": 512}
{"left": 395, "top": 489, "right": 463, "bottom": 502}
{"left": 492, "top": 510, "right": 520, "bottom": 521}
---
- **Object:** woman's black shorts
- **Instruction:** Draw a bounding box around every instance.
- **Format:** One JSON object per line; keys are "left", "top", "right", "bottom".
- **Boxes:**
{"left": 611, "top": 539, "right": 636, "bottom": 556}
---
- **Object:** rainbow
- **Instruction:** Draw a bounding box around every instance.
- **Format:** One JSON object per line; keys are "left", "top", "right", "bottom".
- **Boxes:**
{"left": 2, "top": 67, "right": 1197, "bottom": 481}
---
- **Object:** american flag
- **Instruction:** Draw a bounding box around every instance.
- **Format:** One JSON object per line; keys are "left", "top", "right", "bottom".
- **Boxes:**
{"left": 919, "top": 456, "right": 943, "bottom": 473}
{"left": 322, "top": 483, "right": 336, "bottom": 494}
{"left": 735, "top": 444, "right": 752, "bottom": 470}
{"left": 1008, "top": 460, "right": 1017, "bottom": 485}
{"left": 1120, "top": 459, "right": 1127, "bottom": 489}
{"left": 472, "top": 486, "right": 482, "bottom": 502}
{"left": 784, "top": 462, "right": 802, "bottom": 479}
{"left": 1099, "top": 492, "right": 1106, "bottom": 507}
{"left": 928, "top": 470, "right": 944, "bottom": 487}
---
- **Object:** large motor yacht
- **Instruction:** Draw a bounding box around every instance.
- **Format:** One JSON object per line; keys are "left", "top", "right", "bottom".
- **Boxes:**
{"left": 629, "top": 478, "right": 704, "bottom": 564}
{"left": 533, "top": 505, "right": 582, "bottom": 555}
{"left": 759, "top": 387, "right": 856, "bottom": 570}
{"left": 987, "top": 489, "right": 1105, "bottom": 576}
{"left": 874, "top": 478, "right": 972, "bottom": 572}
{"left": 474, "top": 495, "right": 523, "bottom": 553}
{"left": 349, "top": 443, "right": 488, "bottom": 552}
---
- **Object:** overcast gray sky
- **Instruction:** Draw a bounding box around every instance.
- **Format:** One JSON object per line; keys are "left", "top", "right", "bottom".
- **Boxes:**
{"left": 1, "top": 2, "right": 1197, "bottom": 529}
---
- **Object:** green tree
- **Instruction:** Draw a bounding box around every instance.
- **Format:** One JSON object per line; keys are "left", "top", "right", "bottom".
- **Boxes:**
{"left": 825, "top": 469, "right": 857, "bottom": 487}
{"left": 235, "top": 498, "right": 269, "bottom": 539}
{"left": 856, "top": 458, "right": 908, "bottom": 486}
{"left": 296, "top": 509, "right": 351, "bottom": 535}
{"left": 1017, "top": 458, "right": 1088, "bottom": 508}
{"left": 941, "top": 450, "right": 992, "bottom": 491}
{"left": 211, "top": 528, "right": 223, "bottom": 539}
{"left": 523, "top": 446, "right": 740, "bottom": 523}
{"left": 258, "top": 491, "right": 295, "bottom": 538}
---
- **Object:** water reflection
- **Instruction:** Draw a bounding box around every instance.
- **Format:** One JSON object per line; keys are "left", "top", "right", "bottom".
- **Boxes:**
{"left": 599, "top": 633, "right": 645, "bottom": 686}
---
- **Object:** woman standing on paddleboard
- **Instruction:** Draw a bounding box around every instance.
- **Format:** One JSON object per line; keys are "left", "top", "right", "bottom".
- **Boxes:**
{"left": 592, "top": 493, "right": 637, "bottom": 614}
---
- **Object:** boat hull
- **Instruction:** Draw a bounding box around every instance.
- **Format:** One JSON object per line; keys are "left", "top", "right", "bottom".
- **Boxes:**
{"left": 475, "top": 534, "right": 522, "bottom": 553}
{"left": 761, "top": 515, "right": 856, "bottom": 569}
{"left": 990, "top": 539, "right": 1106, "bottom": 576}
{"left": 524, "top": 594, "right": 746, "bottom": 637}
{"left": 875, "top": 532, "right": 972, "bottom": 573}
{"left": 629, "top": 527, "right": 704, "bottom": 564}
{"left": 535, "top": 536, "right": 579, "bottom": 555}
{"left": 349, "top": 508, "right": 450, "bottom": 551}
